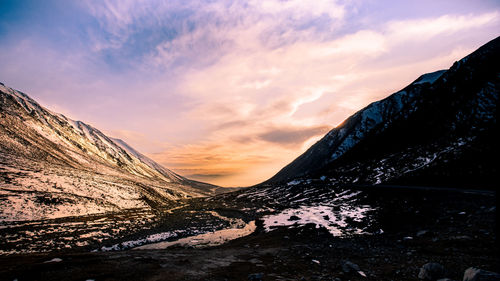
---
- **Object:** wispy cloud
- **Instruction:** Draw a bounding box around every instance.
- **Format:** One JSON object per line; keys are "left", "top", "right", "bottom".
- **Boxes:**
{"left": 386, "top": 12, "right": 499, "bottom": 42}
{"left": 258, "top": 125, "right": 332, "bottom": 146}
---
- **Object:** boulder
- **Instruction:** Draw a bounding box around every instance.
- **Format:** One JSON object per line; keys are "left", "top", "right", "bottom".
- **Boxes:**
{"left": 341, "top": 261, "right": 366, "bottom": 277}
{"left": 463, "top": 267, "right": 500, "bottom": 281}
{"left": 418, "top": 263, "right": 445, "bottom": 280}
{"left": 248, "top": 272, "right": 264, "bottom": 281}
{"left": 341, "top": 260, "right": 360, "bottom": 273}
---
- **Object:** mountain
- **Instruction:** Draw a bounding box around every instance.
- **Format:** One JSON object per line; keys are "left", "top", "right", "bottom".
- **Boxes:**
{"left": 0, "top": 84, "right": 217, "bottom": 221}
{"left": 265, "top": 36, "right": 498, "bottom": 189}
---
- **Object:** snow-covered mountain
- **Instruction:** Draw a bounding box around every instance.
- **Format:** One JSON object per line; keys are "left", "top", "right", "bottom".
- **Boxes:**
{"left": 265, "top": 36, "right": 498, "bottom": 189}
{"left": 0, "top": 84, "right": 217, "bottom": 221}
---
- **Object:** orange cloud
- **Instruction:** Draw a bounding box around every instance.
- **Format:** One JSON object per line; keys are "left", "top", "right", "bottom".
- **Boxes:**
{"left": 148, "top": 123, "right": 331, "bottom": 187}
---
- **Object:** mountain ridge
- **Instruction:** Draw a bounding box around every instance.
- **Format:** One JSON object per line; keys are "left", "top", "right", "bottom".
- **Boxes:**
{"left": 0, "top": 83, "right": 217, "bottom": 221}
{"left": 264, "top": 36, "right": 498, "bottom": 189}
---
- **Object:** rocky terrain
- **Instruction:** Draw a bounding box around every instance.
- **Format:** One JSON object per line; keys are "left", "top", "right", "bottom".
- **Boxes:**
{"left": 0, "top": 186, "right": 497, "bottom": 280}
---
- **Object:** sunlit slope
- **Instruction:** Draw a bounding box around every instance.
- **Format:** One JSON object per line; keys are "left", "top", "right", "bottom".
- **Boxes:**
{"left": 0, "top": 83, "right": 217, "bottom": 221}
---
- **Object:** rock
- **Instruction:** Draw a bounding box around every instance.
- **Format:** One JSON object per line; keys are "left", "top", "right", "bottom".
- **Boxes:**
{"left": 341, "top": 261, "right": 366, "bottom": 277}
{"left": 418, "top": 263, "right": 445, "bottom": 280}
{"left": 449, "top": 235, "right": 472, "bottom": 241}
{"left": 417, "top": 230, "right": 429, "bottom": 237}
{"left": 341, "top": 260, "right": 360, "bottom": 273}
{"left": 463, "top": 267, "right": 500, "bottom": 281}
{"left": 288, "top": 215, "right": 300, "bottom": 221}
{"left": 248, "top": 273, "right": 264, "bottom": 281}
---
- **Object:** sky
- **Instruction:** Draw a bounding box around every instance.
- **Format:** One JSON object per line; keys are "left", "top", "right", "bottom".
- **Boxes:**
{"left": 0, "top": 0, "right": 499, "bottom": 187}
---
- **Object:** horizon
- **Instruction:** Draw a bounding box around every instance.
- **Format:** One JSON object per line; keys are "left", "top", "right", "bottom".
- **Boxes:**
{"left": 1, "top": 1, "right": 499, "bottom": 187}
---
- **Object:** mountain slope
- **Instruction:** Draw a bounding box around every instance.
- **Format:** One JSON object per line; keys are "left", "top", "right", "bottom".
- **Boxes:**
{"left": 265, "top": 36, "right": 498, "bottom": 189}
{"left": 0, "top": 84, "right": 217, "bottom": 221}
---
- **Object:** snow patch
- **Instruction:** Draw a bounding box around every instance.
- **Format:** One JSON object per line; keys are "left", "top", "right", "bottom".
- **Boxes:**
{"left": 263, "top": 204, "right": 373, "bottom": 236}
{"left": 135, "top": 221, "right": 256, "bottom": 250}
{"left": 44, "top": 258, "right": 62, "bottom": 263}
{"left": 413, "top": 70, "right": 446, "bottom": 85}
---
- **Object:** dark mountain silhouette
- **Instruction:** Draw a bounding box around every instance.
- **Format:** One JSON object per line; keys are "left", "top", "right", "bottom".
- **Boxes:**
{"left": 265, "top": 36, "right": 498, "bottom": 189}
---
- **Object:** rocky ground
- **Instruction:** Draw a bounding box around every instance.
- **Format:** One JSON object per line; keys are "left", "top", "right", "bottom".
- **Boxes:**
{"left": 0, "top": 187, "right": 497, "bottom": 281}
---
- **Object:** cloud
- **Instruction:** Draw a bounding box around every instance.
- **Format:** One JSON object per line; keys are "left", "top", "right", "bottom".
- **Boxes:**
{"left": 249, "top": 0, "right": 345, "bottom": 20}
{"left": 259, "top": 125, "right": 331, "bottom": 146}
{"left": 146, "top": 10, "right": 499, "bottom": 186}
{"left": 149, "top": 139, "right": 279, "bottom": 186}
{"left": 183, "top": 173, "right": 233, "bottom": 180}
{"left": 2, "top": 1, "right": 499, "bottom": 187}
{"left": 386, "top": 12, "right": 499, "bottom": 43}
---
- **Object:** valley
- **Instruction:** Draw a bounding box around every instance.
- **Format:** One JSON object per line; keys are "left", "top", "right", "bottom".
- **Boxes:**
{"left": 0, "top": 34, "right": 498, "bottom": 281}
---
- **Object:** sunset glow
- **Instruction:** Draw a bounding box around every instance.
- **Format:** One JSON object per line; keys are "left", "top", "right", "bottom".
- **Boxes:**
{"left": 1, "top": 1, "right": 499, "bottom": 186}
